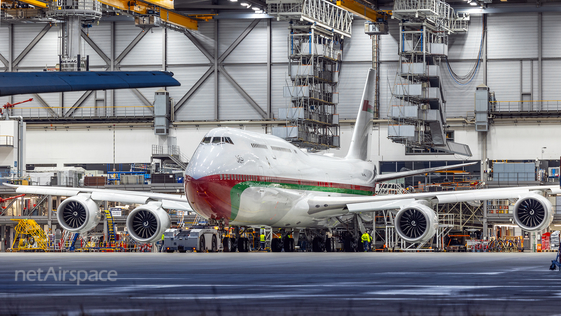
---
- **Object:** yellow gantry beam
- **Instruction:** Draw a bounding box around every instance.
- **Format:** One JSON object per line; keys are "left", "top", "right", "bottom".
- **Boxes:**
{"left": 2, "top": 0, "right": 48, "bottom": 9}
{"left": 140, "top": 0, "right": 174, "bottom": 10}
{"left": 160, "top": 9, "right": 198, "bottom": 30}
{"left": 20, "top": 0, "right": 48, "bottom": 8}
{"left": 98, "top": 0, "right": 198, "bottom": 30}
{"left": 336, "top": 0, "right": 391, "bottom": 22}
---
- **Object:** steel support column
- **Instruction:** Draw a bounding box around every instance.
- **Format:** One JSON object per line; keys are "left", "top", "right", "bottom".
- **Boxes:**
{"left": 267, "top": 19, "right": 272, "bottom": 119}
{"left": 538, "top": 12, "right": 542, "bottom": 107}
{"left": 110, "top": 22, "right": 116, "bottom": 116}
{"left": 8, "top": 24, "right": 14, "bottom": 72}
{"left": 48, "top": 195, "right": 53, "bottom": 231}
{"left": 214, "top": 19, "right": 219, "bottom": 120}
{"left": 162, "top": 28, "right": 168, "bottom": 73}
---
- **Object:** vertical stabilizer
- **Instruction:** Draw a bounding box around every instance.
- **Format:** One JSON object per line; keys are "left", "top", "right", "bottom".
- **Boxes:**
{"left": 345, "top": 68, "right": 376, "bottom": 160}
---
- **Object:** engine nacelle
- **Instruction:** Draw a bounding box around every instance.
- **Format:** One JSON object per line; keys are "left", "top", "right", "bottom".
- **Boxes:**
{"left": 395, "top": 202, "right": 438, "bottom": 243}
{"left": 513, "top": 194, "right": 554, "bottom": 232}
{"left": 126, "top": 204, "right": 171, "bottom": 243}
{"left": 57, "top": 195, "right": 101, "bottom": 233}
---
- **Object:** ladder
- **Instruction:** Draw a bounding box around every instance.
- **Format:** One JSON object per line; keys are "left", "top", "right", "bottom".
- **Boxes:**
{"left": 104, "top": 210, "right": 116, "bottom": 245}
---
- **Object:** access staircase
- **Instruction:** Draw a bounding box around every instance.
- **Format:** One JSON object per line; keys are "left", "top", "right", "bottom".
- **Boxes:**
{"left": 152, "top": 144, "right": 189, "bottom": 170}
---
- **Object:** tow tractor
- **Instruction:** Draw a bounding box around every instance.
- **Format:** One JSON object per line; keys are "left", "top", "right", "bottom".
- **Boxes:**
{"left": 163, "top": 225, "right": 220, "bottom": 252}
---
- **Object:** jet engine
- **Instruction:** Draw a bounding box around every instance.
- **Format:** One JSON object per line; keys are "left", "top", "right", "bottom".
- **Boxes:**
{"left": 395, "top": 202, "right": 438, "bottom": 243}
{"left": 126, "top": 204, "right": 171, "bottom": 243}
{"left": 513, "top": 194, "right": 554, "bottom": 232}
{"left": 57, "top": 195, "right": 101, "bottom": 233}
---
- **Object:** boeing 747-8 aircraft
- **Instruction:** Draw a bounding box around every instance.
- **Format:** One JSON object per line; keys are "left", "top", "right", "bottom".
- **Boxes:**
{"left": 10, "top": 69, "right": 559, "bottom": 252}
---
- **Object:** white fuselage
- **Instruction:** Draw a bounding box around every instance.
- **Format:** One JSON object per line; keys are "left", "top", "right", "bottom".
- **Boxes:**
{"left": 185, "top": 128, "right": 376, "bottom": 228}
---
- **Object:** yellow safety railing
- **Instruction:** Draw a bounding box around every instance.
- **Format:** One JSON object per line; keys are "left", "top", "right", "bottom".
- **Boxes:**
{"left": 10, "top": 219, "right": 49, "bottom": 252}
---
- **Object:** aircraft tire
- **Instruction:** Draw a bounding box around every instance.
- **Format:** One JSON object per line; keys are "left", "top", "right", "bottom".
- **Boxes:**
{"left": 199, "top": 235, "right": 206, "bottom": 252}
{"left": 312, "top": 237, "right": 324, "bottom": 252}
{"left": 212, "top": 235, "right": 218, "bottom": 252}
{"left": 271, "top": 238, "right": 281, "bottom": 252}
{"left": 238, "top": 238, "right": 247, "bottom": 252}
{"left": 230, "top": 239, "right": 238, "bottom": 252}
{"left": 223, "top": 237, "right": 231, "bottom": 252}
{"left": 343, "top": 236, "right": 353, "bottom": 252}
{"left": 325, "top": 238, "right": 333, "bottom": 252}
{"left": 284, "top": 238, "right": 295, "bottom": 252}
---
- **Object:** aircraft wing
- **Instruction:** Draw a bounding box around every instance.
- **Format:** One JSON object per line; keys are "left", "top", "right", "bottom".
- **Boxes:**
{"left": 5, "top": 184, "right": 193, "bottom": 211}
{"left": 0, "top": 71, "right": 180, "bottom": 96}
{"left": 374, "top": 161, "right": 477, "bottom": 183}
{"left": 307, "top": 184, "right": 561, "bottom": 215}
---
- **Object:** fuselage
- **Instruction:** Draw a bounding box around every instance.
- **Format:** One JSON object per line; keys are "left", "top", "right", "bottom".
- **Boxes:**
{"left": 184, "top": 128, "right": 376, "bottom": 227}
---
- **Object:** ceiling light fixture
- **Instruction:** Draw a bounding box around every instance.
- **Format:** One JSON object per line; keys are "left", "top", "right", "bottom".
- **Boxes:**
{"left": 230, "top": 0, "right": 238, "bottom": 2}
{"left": 240, "top": 2, "right": 250, "bottom": 6}
{"left": 469, "top": 2, "right": 477, "bottom": 5}
{"left": 252, "top": 6, "right": 260, "bottom": 10}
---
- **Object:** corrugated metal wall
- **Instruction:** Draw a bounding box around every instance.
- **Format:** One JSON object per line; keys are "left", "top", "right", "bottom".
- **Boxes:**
{"left": 487, "top": 13, "right": 538, "bottom": 60}
{"left": 1, "top": 13, "right": 560, "bottom": 122}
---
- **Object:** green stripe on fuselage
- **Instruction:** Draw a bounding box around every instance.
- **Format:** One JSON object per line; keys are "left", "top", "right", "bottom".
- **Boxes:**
{"left": 229, "top": 181, "right": 373, "bottom": 221}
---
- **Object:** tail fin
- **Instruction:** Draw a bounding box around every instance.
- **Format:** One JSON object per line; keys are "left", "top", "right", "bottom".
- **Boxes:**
{"left": 345, "top": 68, "right": 376, "bottom": 160}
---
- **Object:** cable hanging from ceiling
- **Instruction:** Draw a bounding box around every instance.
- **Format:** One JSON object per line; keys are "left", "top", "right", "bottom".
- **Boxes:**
{"left": 444, "top": 17, "right": 485, "bottom": 86}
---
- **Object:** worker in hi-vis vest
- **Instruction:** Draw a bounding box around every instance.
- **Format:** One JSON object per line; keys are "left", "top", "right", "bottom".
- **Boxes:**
{"left": 260, "top": 232, "right": 266, "bottom": 251}
{"left": 361, "top": 231, "right": 372, "bottom": 252}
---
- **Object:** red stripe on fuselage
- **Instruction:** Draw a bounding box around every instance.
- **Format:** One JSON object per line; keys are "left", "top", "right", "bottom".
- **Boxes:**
{"left": 185, "top": 174, "right": 374, "bottom": 221}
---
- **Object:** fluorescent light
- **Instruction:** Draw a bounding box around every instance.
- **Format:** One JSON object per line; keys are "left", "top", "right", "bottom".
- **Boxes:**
{"left": 252, "top": 6, "right": 260, "bottom": 10}
{"left": 240, "top": 2, "right": 250, "bottom": 6}
{"left": 255, "top": 10, "right": 263, "bottom": 13}
{"left": 469, "top": 2, "right": 477, "bottom": 5}
{"left": 230, "top": 0, "right": 238, "bottom": 2}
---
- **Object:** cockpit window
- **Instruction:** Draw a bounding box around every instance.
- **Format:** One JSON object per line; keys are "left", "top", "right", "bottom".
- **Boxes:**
{"left": 202, "top": 136, "right": 235, "bottom": 145}
{"left": 224, "top": 137, "right": 234, "bottom": 145}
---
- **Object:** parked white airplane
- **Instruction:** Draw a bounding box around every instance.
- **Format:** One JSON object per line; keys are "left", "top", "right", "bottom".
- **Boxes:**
{"left": 9, "top": 69, "right": 560, "bottom": 251}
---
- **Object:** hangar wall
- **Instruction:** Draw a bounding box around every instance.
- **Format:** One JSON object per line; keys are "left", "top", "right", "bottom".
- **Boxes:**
{"left": 24, "top": 121, "right": 561, "bottom": 166}
{"left": 2, "top": 13, "right": 561, "bottom": 166}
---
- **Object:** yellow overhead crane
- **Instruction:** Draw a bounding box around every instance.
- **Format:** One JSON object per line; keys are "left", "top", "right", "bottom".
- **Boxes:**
{"left": 6, "top": 0, "right": 47, "bottom": 8}
{"left": 336, "top": 0, "right": 391, "bottom": 22}
{"left": 2, "top": 0, "right": 203, "bottom": 31}
{"left": 98, "top": 0, "right": 199, "bottom": 30}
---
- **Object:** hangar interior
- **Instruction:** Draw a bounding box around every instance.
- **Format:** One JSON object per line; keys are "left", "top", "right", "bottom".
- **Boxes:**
{"left": 1, "top": 0, "right": 561, "bottom": 253}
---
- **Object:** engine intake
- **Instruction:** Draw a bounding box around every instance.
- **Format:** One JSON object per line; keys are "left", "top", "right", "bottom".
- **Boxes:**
{"left": 126, "top": 204, "right": 171, "bottom": 243}
{"left": 513, "top": 194, "right": 553, "bottom": 232}
{"left": 57, "top": 195, "right": 101, "bottom": 233}
{"left": 395, "top": 202, "right": 438, "bottom": 243}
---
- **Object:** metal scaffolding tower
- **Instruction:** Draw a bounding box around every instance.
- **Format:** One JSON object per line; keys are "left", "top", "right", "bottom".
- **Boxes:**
{"left": 268, "top": 0, "right": 353, "bottom": 149}
{"left": 389, "top": 0, "right": 471, "bottom": 156}
{"left": 47, "top": 0, "right": 102, "bottom": 71}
